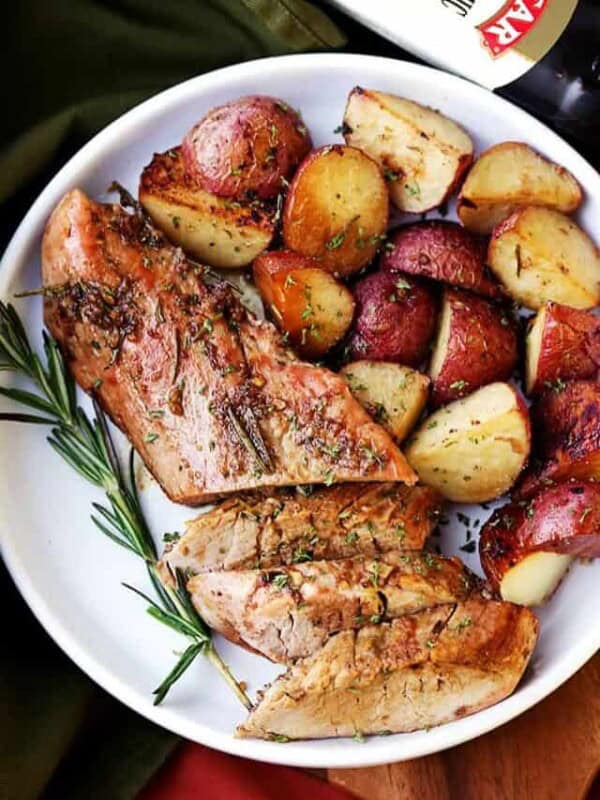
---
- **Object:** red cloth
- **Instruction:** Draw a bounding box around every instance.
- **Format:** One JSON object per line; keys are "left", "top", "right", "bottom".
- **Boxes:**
{"left": 138, "top": 742, "right": 357, "bottom": 800}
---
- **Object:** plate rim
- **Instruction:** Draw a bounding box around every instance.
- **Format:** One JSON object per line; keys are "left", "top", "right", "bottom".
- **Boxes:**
{"left": 2, "top": 51, "right": 600, "bottom": 769}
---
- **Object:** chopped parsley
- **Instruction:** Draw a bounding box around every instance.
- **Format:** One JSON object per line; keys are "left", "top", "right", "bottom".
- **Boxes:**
{"left": 269, "top": 574, "right": 289, "bottom": 590}
{"left": 292, "top": 548, "right": 313, "bottom": 563}
{"left": 324, "top": 215, "right": 360, "bottom": 250}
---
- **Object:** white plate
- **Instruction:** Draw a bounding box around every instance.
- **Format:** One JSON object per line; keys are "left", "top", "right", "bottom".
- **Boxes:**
{"left": 1, "top": 53, "right": 599, "bottom": 769}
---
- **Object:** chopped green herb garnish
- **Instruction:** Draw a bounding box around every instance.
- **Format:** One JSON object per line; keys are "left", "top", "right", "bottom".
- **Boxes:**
{"left": 270, "top": 574, "right": 289, "bottom": 590}
{"left": 404, "top": 180, "right": 421, "bottom": 197}
{"left": 324, "top": 215, "right": 360, "bottom": 250}
{"left": 292, "top": 548, "right": 313, "bottom": 563}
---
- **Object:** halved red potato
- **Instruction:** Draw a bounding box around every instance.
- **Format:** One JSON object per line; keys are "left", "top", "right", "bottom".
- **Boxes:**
{"left": 405, "top": 382, "right": 530, "bottom": 503}
{"left": 253, "top": 250, "right": 355, "bottom": 359}
{"left": 343, "top": 87, "right": 473, "bottom": 213}
{"left": 340, "top": 361, "right": 430, "bottom": 442}
{"left": 457, "top": 142, "right": 582, "bottom": 234}
{"left": 139, "top": 148, "right": 275, "bottom": 268}
{"left": 488, "top": 207, "right": 600, "bottom": 310}
{"left": 525, "top": 302, "right": 600, "bottom": 395}
{"left": 382, "top": 221, "right": 503, "bottom": 300}
{"left": 517, "top": 379, "right": 600, "bottom": 498}
{"left": 282, "top": 145, "right": 388, "bottom": 277}
{"left": 429, "top": 288, "right": 518, "bottom": 407}
{"left": 348, "top": 270, "right": 438, "bottom": 367}
{"left": 480, "top": 481, "right": 600, "bottom": 606}
{"left": 182, "top": 95, "right": 311, "bottom": 200}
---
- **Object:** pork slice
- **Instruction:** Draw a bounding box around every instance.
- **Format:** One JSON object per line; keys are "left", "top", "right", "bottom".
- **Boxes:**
{"left": 159, "top": 482, "right": 443, "bottom": 578}
{"left": 187, "top": 552, "right": 478, "bottom": 662}
{"left": 237, "top": 598, "right": 538, "bottom": 739}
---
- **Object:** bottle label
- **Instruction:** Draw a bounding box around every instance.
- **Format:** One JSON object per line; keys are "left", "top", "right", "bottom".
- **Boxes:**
{"left": 330, "top": 0, "right": 578, "bottom": 88}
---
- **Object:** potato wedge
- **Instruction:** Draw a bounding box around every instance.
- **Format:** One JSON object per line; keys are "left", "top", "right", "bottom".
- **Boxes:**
{"left": 405, "top": 382, "right": 530, "bottom": 503}
{"left": 382, "top": 221, "right": 502, "bottom": 300}
{"left": 340, "top": 361, "right": 430, "bottom": 442}
{"left": 343, "top": 87, "right": 473, "bottom": 213}
{"left": 457, "top": 142, "right": 582, "bottom": 234}
{"left": 252, "top": 251, "right": 354, "bottom": 358}
{"left": 429, "top": 288, "right": 518, "bottom": 407}
{"left": 479, "top": 481, "right": 600, "bottom": 606}
{"left": 517, "top": 379, "right": 600, "bottom": 497}
{"left": 488, "top": 207, "right": 600, "bottom": 310}
{"left": 525, "top": 302, "right": 600, "bottom": 394}
{"left": 349, "top": 270, "right": 438, "bottom": 367}
{"left": 282, "top": 145, "right": 388, "bottom": 277}
{"left": 182, "top": 95, "right": 311, "bottom": 200}
{"left": 139, "top": 148, "right": 275, "bottom": 268}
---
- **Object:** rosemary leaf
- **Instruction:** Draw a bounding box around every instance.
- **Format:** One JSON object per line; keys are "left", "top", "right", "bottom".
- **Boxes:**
{"left": 0, "top": 412, "right": 57, "bottom": 425}
{"left": 152, "top": 643, "right": 205, "bottom": 706}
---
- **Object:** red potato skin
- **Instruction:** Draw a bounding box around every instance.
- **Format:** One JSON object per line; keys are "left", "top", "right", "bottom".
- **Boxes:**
{"left": 517, "top": 380, "right": 600, "bottom": 498}
{"left": 381, "top": 221, "right": 504, "bottom": 299}
{"left": 182, "top": 95, "right": 311, "bottom": 200}
{"left": 430, "top": 288, "right": 518, "bottom": 407}
{"left": 480, "top": 480, "right": 600, "bottom": 593}
{"left": 349, "top": 270, "right": 438, "bottom": 367}
{"left": 528, "top": 302, "right": 600, "bottom": 394}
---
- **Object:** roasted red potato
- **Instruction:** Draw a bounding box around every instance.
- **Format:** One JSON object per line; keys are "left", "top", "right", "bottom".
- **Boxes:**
{"left": 282, "top": 145, "right": 388, "bottom": 277}
{"left": 525, "top": 302, "right": 600, "bottom": 395}
{"left": 382, "top": 221, "right": 503, "bottom": 300}
{"left": 182, "top": 95, "right": 311, "bottom": 200}
{"left": 457, "top": 142, "right": 582, "bottom": 234}
{"left": 340, "top": 361, "right": 430, "bottom": 442}
{"left": 139, "top": 148, "right": 275, "bottom": 268}
{"left": 517, "top": 379, "right": 600, "bottom": 497}
{"left": 480, "top": 481, "right": 600, "bottom": 606}
{"left": 405, "top": 382, "right": 531, "bottom": 503}
{"left": 429, "top": 289, "right": 518, "bottom": 407}
{"left": 348, "top": 270, "right": 438, "bottom": 367}
{"left": 488, "top": 207, "right": 600, "bottom": 310}
{"left": 342, "top": 87, "right": 473, "bottom": 214}
{"left": 253, "top": 250, "right": 355, "bottom": 359}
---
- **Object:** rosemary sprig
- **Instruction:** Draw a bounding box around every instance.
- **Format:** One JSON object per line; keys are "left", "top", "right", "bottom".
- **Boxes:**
{"left": 0, "top": 301, "right": 251, "bottom": 710}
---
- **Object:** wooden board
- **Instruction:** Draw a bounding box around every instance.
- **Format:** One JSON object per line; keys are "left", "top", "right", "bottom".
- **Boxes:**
{"left": 329, "top": 654, "right": 600, "bottom": 800}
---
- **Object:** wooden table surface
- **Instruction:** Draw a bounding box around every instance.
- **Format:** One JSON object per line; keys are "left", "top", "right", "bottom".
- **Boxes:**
{"left": 327, "top": 653, "right": 600, "bottom": 800}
